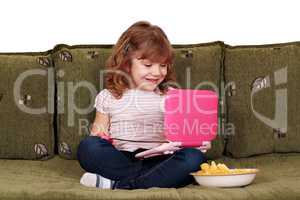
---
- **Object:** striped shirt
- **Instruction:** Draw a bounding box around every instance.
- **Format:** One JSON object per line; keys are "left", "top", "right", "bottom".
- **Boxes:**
{"left": 93, "top": 88, "right": 169, "bottom": 152}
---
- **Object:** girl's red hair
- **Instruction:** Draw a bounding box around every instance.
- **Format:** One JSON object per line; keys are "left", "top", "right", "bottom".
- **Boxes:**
{"left": 104, "top": 21, "right": 176, "bottom": 99}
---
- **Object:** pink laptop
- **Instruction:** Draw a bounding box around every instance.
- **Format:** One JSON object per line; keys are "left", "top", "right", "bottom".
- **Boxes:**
{"left": 164, "top": 88, "right": 218, "bottom": 147}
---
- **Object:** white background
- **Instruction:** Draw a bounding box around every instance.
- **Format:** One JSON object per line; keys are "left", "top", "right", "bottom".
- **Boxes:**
{"left": 0, "top": 0, "right": 299, "bottom": 52}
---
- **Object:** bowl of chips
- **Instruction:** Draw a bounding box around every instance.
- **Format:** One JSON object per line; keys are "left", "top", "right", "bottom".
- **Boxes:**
{"left": 191, "top": 161, "right": 259, "bottom": 187}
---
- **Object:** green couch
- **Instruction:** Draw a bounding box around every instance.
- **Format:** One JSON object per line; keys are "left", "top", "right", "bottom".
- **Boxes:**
{"left": 0, "top": 41, "right": 299, "bottom": 200}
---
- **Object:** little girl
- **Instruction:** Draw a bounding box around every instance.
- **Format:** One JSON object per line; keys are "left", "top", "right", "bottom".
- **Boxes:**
{"left": 77, "top": 21, "right": 211, "bottom": 190}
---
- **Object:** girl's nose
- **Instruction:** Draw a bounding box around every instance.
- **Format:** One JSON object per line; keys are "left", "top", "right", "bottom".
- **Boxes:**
{"left": 151, "top": 65, "right": 161, "bottom": 76}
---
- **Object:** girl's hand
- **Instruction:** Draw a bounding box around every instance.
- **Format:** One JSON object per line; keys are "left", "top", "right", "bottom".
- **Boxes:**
{"left": 195, "top": 141, "right": 211, "bottom": 153}
{"left": 135, "top": 141, "right": 182, "bottom": 159}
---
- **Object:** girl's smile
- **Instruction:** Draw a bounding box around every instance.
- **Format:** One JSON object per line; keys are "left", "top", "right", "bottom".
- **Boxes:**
{"left": 130, "top": 57, "right": 168, "bottom": 91}
{"left": 145, "top": 78, "right": 159, "bottom": 84}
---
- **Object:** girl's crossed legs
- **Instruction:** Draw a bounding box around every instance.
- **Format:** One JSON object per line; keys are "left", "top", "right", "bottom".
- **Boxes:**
{"left": 77, "top": 136, "right": 207, "bottom": 189}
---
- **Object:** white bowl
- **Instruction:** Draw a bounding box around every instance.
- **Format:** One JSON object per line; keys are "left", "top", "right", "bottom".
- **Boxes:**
{"left": 191, "top": 168, "right": 259, "bottom": 187}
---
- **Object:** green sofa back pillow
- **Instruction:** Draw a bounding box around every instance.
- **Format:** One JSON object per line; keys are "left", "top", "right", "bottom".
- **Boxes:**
{"left": 172, "top": 42, "right": 225, "bottom": 159}
{"left": 0, "top": 51, "right": 55, "bottom": 160}
{"left": 224, "top": 42, "right": 300, "bottom": 158}
{"left": 52, "top": 44, "right": 112, "bottom": 159}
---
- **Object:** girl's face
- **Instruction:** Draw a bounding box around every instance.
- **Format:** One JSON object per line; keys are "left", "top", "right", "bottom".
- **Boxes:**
{"left": 129, "top": 57, "right": 168, "bottom": 91}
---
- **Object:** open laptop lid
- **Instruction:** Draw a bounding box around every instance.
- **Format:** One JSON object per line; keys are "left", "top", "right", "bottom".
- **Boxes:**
{"left": 164, "top": 88, "right": 218, "bottom": 147}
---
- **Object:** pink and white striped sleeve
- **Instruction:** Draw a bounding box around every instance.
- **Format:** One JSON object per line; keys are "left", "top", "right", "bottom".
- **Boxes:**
{"left": 93, "top": 89, "right": 110, "bottom": 114}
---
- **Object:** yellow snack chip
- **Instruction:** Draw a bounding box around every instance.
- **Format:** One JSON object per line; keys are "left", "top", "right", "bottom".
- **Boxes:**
{"left": 194, "top": 161, "right": 257, "bottom": 176}
{"left": 210, "top": 161, "right": 218, "bottom": 171}
{"left": 200, "top": 163, "right": 210, "bottom": 171}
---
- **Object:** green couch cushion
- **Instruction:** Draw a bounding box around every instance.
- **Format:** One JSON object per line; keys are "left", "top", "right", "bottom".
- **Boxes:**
{"left": 225, "top": 42, "right": 300, "bottom": 158}
{"left": 173, "top": 42, "right": 225, "bottom": 159}
{"left": 0, "top": 154, "right": 299, "bottom": 199}
{"left": 0, "top": 52, "right": 55, "bottom": 160}
{"left": 53, "top": 42, "right": 226, "bottom": 160}
{"left": 51, "top": 44, "right": 113, "bottom": 159}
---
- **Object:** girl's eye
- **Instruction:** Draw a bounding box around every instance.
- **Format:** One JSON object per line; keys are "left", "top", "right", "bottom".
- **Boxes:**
{"left": 160, "top": 64, "right": 167, "bottom": 68}
{"left": 144, "top": 64, "right": 152, "bottom": 67}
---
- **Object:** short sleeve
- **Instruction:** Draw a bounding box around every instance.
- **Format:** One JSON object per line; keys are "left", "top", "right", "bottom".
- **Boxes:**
{"left": 93, "top": 89, "right": 111, "bottom": 114}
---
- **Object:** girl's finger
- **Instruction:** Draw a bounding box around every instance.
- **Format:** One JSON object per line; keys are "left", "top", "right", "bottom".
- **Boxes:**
{"left": 202, "top": 141, "right": 212, "bottom": 149}
{"left": 172, "top": 142, "right": 182, "bottom": 147}
{"left": 144, "top": 153, "right": 164, "bottom": 158}
{"left": 204, "top": 144, "right": 211, "bottom": 150}
{"left": 97, "top": 132, "right": 111, "bottom": 139}
{"left": 196, "top": 146, "right": 207, "bottom": 151}
{"left": 168, "top": 147, "right": 181, "bottom": 151}
{"left": 168, "top": 141, "right": 182, "bottom": 147}
{"left": 163, "top": 151, "right": 174, "bottom": 154}
{"left": 202, "top": 141, "right": 210, "bottom": 145}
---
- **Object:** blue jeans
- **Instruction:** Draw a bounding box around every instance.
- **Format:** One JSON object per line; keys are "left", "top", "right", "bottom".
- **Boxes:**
{"left": 77, "top": 136, "right": 207, "bottom": 189}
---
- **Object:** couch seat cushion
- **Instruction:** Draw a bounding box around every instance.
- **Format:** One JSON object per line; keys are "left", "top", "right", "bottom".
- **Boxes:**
{"left": 0, "top": 153, "right": 299, "bottom": 200}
